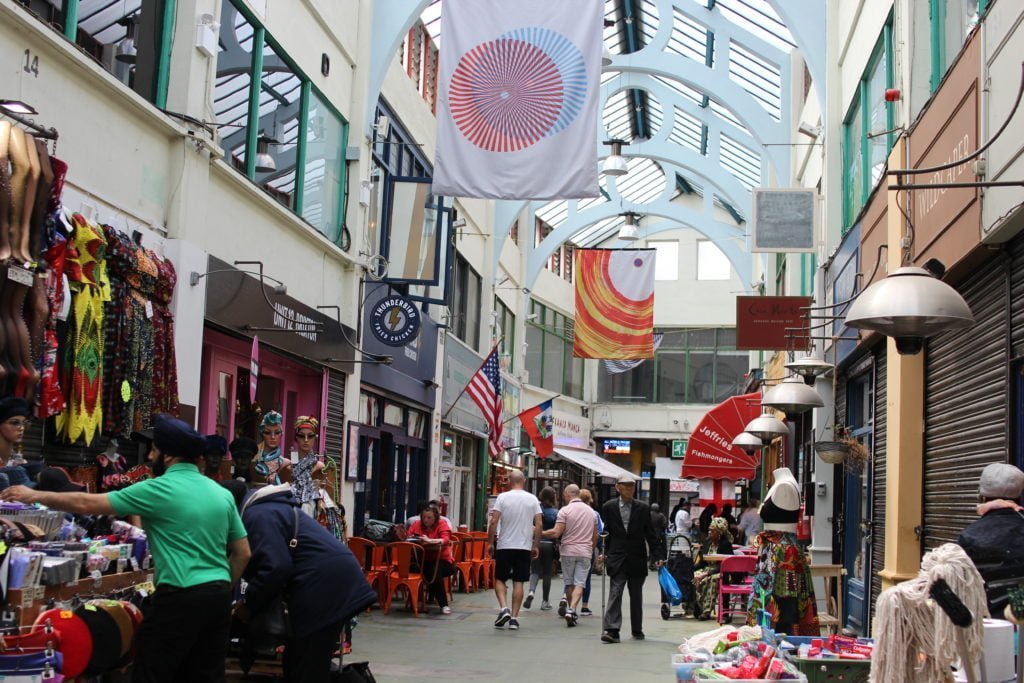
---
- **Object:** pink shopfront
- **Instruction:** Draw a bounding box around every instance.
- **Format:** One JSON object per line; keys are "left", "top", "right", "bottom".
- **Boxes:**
{"left": 196, "top": 258, "right": 354, "bottom": 451}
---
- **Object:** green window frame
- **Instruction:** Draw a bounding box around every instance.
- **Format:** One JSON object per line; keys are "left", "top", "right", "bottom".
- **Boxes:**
{"left": 37, "top": 0, "right": 175, "bottom": 107}
{"left": 929, "top": 0, "right": 984, "bottom": 93}
{"left": 524, "top": 300, "right": 584, "bottom": 399}
{"left": 495, "top": 297, "right": 515, "bottom": 372}
{"left": 596, "top": 328, "right": 747, "bottom": 405}
{"left": 841, "top": 21, "right": 895, "bottom": 233}
{"left": 215, "top": 0, "right": 350, "bottom": 246}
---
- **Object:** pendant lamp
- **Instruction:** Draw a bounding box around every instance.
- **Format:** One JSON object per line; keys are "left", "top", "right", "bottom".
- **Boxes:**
{"left": 617, "top": 212, "right": 640, "bottom": 242}
{"left": 785, "top": 354, "right": 834, "bottom": 385}
{"left": 731, "top": 432, "right": 764, "bottom": 456}
{"left": 761, "top": 375, "right": 825, "bottom": 415}
{"left": 844, "top": 266, "right": 974, "bottom": 354}
{"left": 255, "top": 136, "right": 277, "bottom": 173}
{"left": 115, "top": 15, "right": 139, "bottom": 64}
{"left": 743, "top": 410, "right": 788, "bottom": 443}
{"left": 602, "top": 46, "right": 613, "bottom": 67}
{"left": 602, "top": 139, "right": 629, "bottom": 177}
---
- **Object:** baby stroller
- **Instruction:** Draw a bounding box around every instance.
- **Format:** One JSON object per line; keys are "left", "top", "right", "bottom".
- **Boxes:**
{"left": 660, "top": 536, "right": 695, "bottom": 620}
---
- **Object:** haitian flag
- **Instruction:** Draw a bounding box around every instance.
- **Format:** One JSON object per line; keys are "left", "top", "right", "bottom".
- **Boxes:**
{"left": 519, "top": 399, "right": 554, "bottom": 457}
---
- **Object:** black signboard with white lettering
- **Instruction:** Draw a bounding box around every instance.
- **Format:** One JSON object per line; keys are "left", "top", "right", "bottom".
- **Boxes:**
{"left": 203, "top": 256, "right": 356, "bottom": 371}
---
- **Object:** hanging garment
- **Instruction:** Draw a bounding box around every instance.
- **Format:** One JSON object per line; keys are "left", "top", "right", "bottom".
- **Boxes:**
{"left": 745, "top": 530, "right": 819, "bottom": 636}
{"left": 101, "top": 227, "right": 158, "bottom": 437}
{"left": 55, "top": 215, "right": 108, "bottom": 445}
{"left": 150, "top": 254, "right": 179, "bottom": 418}
{"left": 37, "top": 162, "right": 69, "bottom": 419}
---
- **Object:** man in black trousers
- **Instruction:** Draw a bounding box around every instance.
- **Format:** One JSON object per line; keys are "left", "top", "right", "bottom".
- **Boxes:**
{"left": 599, "top": 474, "right": 661, "bottom": 643}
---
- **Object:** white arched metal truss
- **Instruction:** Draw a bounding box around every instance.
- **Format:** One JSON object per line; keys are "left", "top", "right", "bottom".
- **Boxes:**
{"left": 368, "top": 0, "right": 826, "bottom": 291}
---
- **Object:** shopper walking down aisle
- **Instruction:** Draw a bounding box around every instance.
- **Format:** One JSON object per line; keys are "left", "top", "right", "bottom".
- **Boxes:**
{"left": 600, "top": 474, "right": 660, "bottom": 644}
{"left": 737, "top": 497, "right": 762, "bottom": 545}
{"left": 673, "top": 501, "right": 693, "bottom": 540}
{"left": 525, "top": 486, "right": 559, "bottom": 611}
{"left": 578, "top": 488, "right": 604, "bottom": 617}
{"left": 1, "top": 415, "right": 252, "bottom": 683}
{"left": 487, "top": 470, "right": 542, "bottom": 631}
{"left": 543, "top": 485, "right": 597, "bottom": 627}
{"left": 649, "top": 503, "right": 669, "bottom": 570}
{"left": 221, "top": 481, "right": 376, "bottom": 683}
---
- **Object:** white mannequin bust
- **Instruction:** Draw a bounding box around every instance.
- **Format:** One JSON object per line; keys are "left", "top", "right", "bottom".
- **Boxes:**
{"left": 760, "top": 467, "right": 800, "bottom": 533}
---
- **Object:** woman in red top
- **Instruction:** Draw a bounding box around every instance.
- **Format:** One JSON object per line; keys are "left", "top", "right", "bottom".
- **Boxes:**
{"left": 408, "top": 507, "right": 455, "bottom": 614}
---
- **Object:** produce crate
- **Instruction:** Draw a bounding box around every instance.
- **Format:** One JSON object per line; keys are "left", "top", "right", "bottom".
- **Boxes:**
{"left": 793, "top": 657, "right": 870, "bottom": 683}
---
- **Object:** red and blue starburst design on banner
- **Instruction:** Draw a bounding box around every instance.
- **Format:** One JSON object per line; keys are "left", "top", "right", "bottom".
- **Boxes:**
{"left": 448, "top": 27, "right": 587, "bottom": 153}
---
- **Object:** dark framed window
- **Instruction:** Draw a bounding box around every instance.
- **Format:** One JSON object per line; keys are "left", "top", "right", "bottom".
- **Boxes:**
{"left": 597, "top": 328, "right": 746, "bottom": 404}
{"left": 495, "top": 297, "right": 515, "bottom": 371}
{"left": 451, "top": 254, "right": 481, "bottom": 350}
{"left": 524, "top": 300, "right": 584, "bottom": 399}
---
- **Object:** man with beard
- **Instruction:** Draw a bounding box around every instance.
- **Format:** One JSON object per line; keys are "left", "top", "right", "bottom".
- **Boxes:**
{"left": 0, "top": 414, "right": 251, "bottom": 683}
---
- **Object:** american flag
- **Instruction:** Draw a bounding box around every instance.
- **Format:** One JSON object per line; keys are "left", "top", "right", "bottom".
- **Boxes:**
{"left": 467, "top": 347, "right": 504, "bottom": 457}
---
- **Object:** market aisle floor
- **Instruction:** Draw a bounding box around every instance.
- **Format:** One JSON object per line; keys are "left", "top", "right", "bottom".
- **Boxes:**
{"left": 348, "top": 571, "right": 714, "bottom": 682}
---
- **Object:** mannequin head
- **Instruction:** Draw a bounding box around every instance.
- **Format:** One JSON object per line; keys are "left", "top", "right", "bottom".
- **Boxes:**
{"left": 259, "top": 411, "right": 284, "bottom": 453}
{"left": 0, "top": 397, "right": 31, "bottom": 461}
{"left": 293, "top": 416, "right": 319, "bottom": 457}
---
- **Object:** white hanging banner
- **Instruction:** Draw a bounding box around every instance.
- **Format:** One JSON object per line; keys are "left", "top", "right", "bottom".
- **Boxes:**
{"left": 433, "top": 0, "right": 603, "bottom": 200}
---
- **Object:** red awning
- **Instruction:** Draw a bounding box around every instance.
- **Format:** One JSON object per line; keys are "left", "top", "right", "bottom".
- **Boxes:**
{"left": 682, "top": 392, "right": 764, "bottom": 480}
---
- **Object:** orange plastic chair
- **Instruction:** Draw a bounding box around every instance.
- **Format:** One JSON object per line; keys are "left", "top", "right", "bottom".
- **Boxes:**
{"left": 383, "top": 542, "right": 426, "bottom": 616}
{"left": 470, "top": 531, "right": 495, "bottom": 588}
{"left": 347, "top": 537, "right": 386, "bottom": 608}
{"left": 716, "top": 554, "right": 757, "bottom": 624}
{"left": 451, "top": 535, "right": 476, "bottom": 593}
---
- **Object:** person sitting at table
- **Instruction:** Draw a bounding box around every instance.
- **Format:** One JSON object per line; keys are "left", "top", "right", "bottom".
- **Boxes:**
{"left": 407, "top": 506, "right": 456, "bottom": 615}
{"left": 691, "top": 517, "right": 735, "bottom": 620}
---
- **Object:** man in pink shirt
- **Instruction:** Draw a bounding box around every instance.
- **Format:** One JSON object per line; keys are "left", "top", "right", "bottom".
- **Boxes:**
{"left": 544, "top": 484, "right": 598, "bottom": 627}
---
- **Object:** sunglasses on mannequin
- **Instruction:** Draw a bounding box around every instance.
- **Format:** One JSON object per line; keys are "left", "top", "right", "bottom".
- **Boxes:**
{"left": 264, "top": 430, "right": 283, "bottom": 437}
{"left": 296, "top": 433, "right": 317, "bottom": 440}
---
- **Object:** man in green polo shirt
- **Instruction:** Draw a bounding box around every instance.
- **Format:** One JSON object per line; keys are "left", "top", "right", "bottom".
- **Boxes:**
{"left": 1, "top": 415, "right": 251, "bottom": 683}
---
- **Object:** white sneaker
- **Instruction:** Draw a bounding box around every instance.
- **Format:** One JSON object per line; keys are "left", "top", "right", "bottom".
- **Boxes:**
{"left": 441, "top": 606, "right": 452, "bottom": 615}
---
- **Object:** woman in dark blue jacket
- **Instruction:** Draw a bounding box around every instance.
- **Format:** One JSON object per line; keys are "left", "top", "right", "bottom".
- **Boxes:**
{"left": 222, "top": 482, "right": 375, "bottom": 683}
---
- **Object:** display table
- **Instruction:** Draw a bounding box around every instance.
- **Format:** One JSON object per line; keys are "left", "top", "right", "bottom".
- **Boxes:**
{"left": 5, "top": 569, "right": 152, "bottom": 627}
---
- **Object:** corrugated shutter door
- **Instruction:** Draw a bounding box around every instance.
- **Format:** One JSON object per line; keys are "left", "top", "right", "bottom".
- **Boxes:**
{"left": 324, "top": 370, "right": 346, "bottom": 461}
{"left": 870, "top": 347, "right": 886, "bottom": 631}
{"left": 1011, "top": 236, "right": 1024, "bottom": 348}
{"left": 923, "top": 263, "right": 1008, "bottom": 551}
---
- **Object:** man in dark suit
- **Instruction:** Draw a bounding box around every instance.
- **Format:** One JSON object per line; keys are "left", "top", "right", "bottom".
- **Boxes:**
{"left": 599, "top": 474, "right": 661, "bottom": 643}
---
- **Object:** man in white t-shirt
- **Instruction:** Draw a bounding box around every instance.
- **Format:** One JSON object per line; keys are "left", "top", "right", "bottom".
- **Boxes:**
{"left": 674, "top": 502, "right": 692, "bottom": 539}
{"left": 487, "top": 470, "right": 542, "bottom": 631}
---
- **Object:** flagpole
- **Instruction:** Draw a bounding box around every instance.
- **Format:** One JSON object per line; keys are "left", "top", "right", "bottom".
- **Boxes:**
{"left": 502, "top": 395, "right": 560, "bottom": 424}
{"left": 440, "top": 337, "right": 504, "bottom": 422}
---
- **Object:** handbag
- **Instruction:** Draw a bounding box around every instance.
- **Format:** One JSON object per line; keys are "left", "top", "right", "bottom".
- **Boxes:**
{"left": 659, "top": 565, "right": 683, "bottom": 605}
{"left": 247, "top": 506, "right": 300, "bottom": 648}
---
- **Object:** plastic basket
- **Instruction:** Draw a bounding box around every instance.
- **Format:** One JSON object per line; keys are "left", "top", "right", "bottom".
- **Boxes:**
{"left": 672, "top": 654, "right": 809, "bottom": 683}
{"left": 793, "top": 658, "right": 869, "bottom": 683}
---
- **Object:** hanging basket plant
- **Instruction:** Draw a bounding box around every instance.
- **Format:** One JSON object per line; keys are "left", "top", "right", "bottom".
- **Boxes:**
{"left": 842, "top": 436, "right": 870, "bottom": 473}
{"left": 813, "top": 440, "right": 850, "bottom": 464}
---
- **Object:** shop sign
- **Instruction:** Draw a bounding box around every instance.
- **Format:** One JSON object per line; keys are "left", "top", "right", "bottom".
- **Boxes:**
{"left": 553, "top": 410, "right": 589, "bottom": 449}
{"left": 369, "top": 294, "right": 422, "bottom": 347}
{"left": 670, "top": 479, "right": 700, "bottom": 493}
{"left": 671, "top": 439, "right": 687, "bottom": 459}
{"left": 203, "top": 256, "right": 356, "bottom": 369}
{"left": 735, "top": 296, "right": 812, "bottom": 350}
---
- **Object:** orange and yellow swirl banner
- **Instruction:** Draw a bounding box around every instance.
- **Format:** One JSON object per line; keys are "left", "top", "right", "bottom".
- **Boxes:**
{"left": 573, "top": 249, "right": 655, "bottom": 359}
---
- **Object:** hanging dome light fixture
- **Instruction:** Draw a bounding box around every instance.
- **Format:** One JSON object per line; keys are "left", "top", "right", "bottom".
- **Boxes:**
{"left": 743, "top": 410, "right": 788, "bottom": 444}
{"left": 602, "top": 139, "right": 629, "bottom": 177}
{"left": 731, "top": 432, "right": 764, "bottom": 456}
{"left": 255, "top": 135, "right": 277, "bottom": 173}
{"left": 844, "top": 266, "right": 974, "bottom": 354}
{"left": 785, "top": 353, "right": 834, "bottom": 386}
{"left": 617, "top": 212, "right": 640, "bottom": 242}
{"left": 761, "top": 375, "right": 825, "bottom": 415}
{"left": 602, "top": 46, "right": 613, "bottom": 67}
{"left": 115, "top": 14, "right": 139, "bottom": 64}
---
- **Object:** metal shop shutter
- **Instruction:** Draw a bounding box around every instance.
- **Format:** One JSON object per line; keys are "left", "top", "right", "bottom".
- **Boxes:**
{"left": 1011, "top": 236, "right": 1024, "bottom": 349}
{"left": 923, "top": 263, "right": 1008, "bottom": 551}
{"left": 323, "top": 369, "right": 346, "bottom": 463}
{"left": 869, "top": 346, "right": 886, "bottom": 630}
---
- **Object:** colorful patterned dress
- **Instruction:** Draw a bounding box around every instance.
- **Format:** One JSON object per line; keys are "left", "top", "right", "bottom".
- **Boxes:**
{"left": 151, "top": 256, "right": 179, "bottom": 418}
{"left": 37, "top": 159, "right": 69, "bottom": 418}
{"left": 56, "top": 215, "right": 109, "bottom": 445}
{"left": 745, "top": 530, "right": 819, "bottom": 635}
